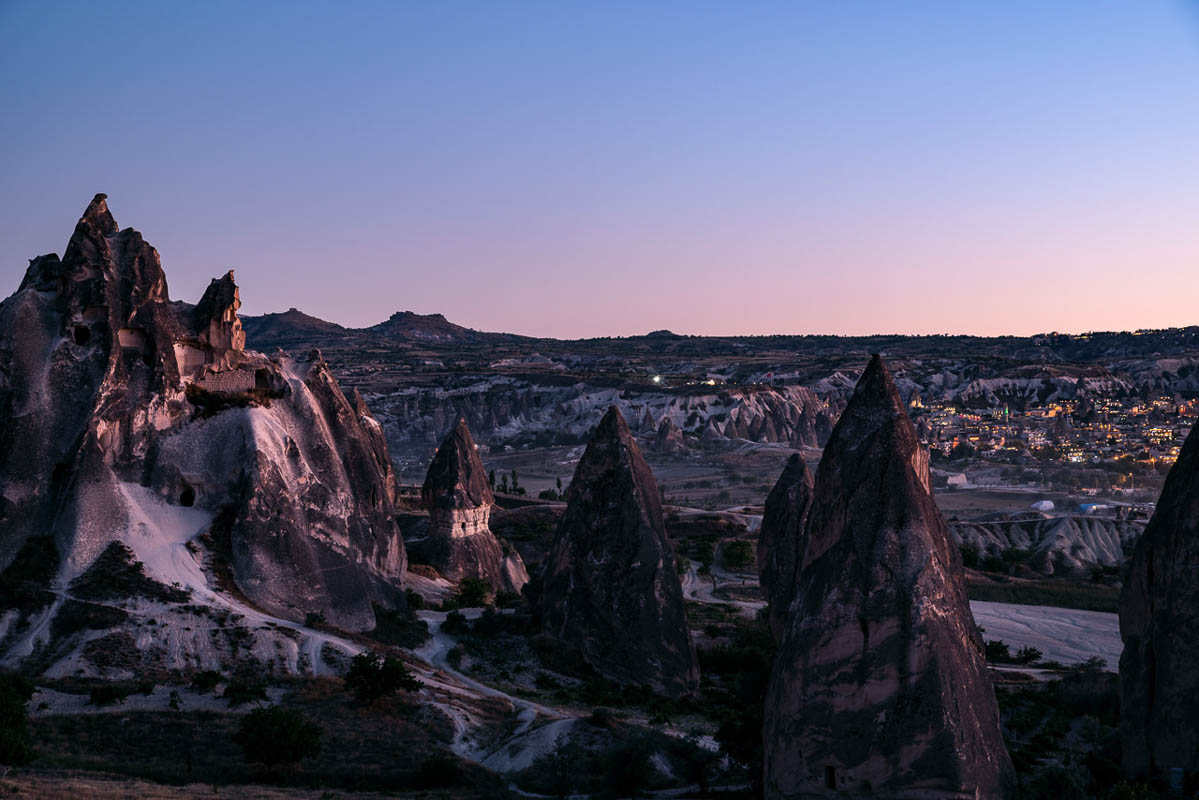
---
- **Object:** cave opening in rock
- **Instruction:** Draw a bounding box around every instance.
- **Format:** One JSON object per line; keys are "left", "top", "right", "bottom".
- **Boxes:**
{"left": 73, "top": 325, "right": 90, "bottom": 346}
{"left": 180, "top": 486, "right": 195, "bottom": 507}
{"left": 825, "top": 766, "right": 837, "bottom": 790}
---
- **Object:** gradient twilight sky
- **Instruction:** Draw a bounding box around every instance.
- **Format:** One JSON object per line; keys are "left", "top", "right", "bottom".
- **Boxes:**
{"left": 2, "top": 1, "right": 1199, "bottom": 338}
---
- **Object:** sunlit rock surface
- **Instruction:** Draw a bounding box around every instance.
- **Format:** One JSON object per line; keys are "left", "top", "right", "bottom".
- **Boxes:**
{"left": 0, "top": 195, "right": 406, "bottom": 648}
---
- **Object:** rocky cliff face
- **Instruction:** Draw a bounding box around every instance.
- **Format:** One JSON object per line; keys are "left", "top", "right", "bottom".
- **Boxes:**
{"left": 1120, "top": 417, "right": 1199, "bottom": 779}
{"left": 419, "top": 418, "right": 528, "bottom": 592}
{"left": 757, "top": 454, "right": 814, "bottom": 642}
{"left": 763, "top": 356, "right": 1013, "bottom": 798}
{"left": 354, "top": 379, "right": 833, "bottom": 460}
{"left": 538, "top": 406, "right": 698, "bottom": 696}
{"left": 951, "top": 514, "right": 1141, "bottom": 576}
{"left": 0, "top": 196, "right": 406, "bottom": 675}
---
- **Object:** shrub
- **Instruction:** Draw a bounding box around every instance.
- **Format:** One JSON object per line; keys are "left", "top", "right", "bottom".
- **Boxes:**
{"left": 343, "top": 651, "right": 422, "bottom": 705}
{"left": 87, "top": 684, "right": 128, "bottom": 707}
{"left": 722, "top": 540, "right": 754, "bottom": 570}
{"left": 413, "top": 752, "right": 465, "bottom": 788}
{"left": 494, "top": 590, "right": 523, "bottom": 609}
{"left": 1015, "top": 646, "right": 1043, "bottom": 665}
{"left": 985, "top": 640, "right": 1011, "bottom": 662}
{"left": 456, "top": 577, "right": 491, "bottom": 608}
{"left": 404, "top": 589, "right": 425, "bottom": 610}
{"left": 441, "top": 611, "right": 471, "bottom": 636}
{"left": 958, "top": 543, "right": 980, "bottom": 569}
{"left": 304, "top": 612, "right": 326, "bottom": 627}
{"left": 368, "top": 604, "right": 430, "bottom": 648}
{"left": 222, "top": 679, "right": 269, "bottom": 707}
{"left": 233, "top": 706, "right": 322, "bottom": 766}
{"left": 0, "top": 537, "right": 58, "bottom": 614}
{"left": 0, "top": 673, "right": 34, "bottom": 767}
{"left": 189, "top": 670, "right": 223, "bottom": 693}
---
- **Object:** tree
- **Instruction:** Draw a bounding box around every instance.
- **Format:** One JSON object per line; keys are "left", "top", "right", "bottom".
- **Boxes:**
{"left": 488, "top": 469, "right": 496, "bottom": 489}
{"left": 510, "top": 470, "right": 520, "bottom": 493}
{"left": 985, "top": 640, "right": 1011, "bottom": 662}
{"left": 344, "top": 651, "right": 422, "bottom": 705}
{"left": 457, "top": 577, "right": 491, "bottom": 608}
{"left": 1015, "top": 646, "right": 1043, "bottom": 665}
{"left": 556, "top": 476, "right": 563, "bottom": 493}
{"left": 499, "top": 474, "right": 510, "bottom": 493}
{"left": 233, "top": 706, "right": 322, "bottom": 766}
{"left": 0, "top": 673, "right": 34, "bottom": 769}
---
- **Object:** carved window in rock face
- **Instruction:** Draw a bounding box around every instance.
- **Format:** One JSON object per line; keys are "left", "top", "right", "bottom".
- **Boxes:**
{"left": 825, "top": 766, "right": 837, "bottom": 790}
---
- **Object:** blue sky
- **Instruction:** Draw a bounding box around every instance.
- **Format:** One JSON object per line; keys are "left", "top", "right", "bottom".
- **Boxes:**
{"left": 2, "top": 1, "right": 1198, "bottom": 337}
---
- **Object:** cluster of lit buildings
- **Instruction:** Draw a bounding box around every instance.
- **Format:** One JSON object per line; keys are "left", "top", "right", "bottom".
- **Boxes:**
{"left": 914, "top": 394, "right": 1199, "bottom": 472}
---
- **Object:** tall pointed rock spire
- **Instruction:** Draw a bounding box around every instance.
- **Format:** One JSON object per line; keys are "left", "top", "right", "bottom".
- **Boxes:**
{"left": 763, "top": 355, "right": 1013, "bottom": 798}
{"left": 539, "top": 406, "right": 698, "bottom": 696}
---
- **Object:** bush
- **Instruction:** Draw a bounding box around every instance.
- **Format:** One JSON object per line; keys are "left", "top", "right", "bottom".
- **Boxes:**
{"left": 0, "top": 673, "right": 34, "bottom": 767}
{"left": 456, "top": 577, "right": 491, "bottom": 608}
{"left": 494, "top": 590, "right": 523, "bottom": 609}
{"left": 233, "top": 705, "right": 322, "bottom": 766}
{"left": 368, "top": 604, "right": 430, "bottom": 648}
{"left": 413, "top": 752, "right": 466, "bottom": 788}
{"left": 722, "top": 540, "right": 754, "bottom": 570}
{"left": 222, "top": 679, "right": 268, "bottom": 708}
{"left": 1016, "top": 646, "right": 1043, "bottom": 665}
{"left": 404, "top": 589, "right": 425, "bottom": 610}
{"left": 88, "top": 684, "right": 128, "bottom": 707}
{"left": 343, "top": 651, "right": 422, "bottom": 705}
{"left": 985, "top": 640, "right": 1011, "bottom": 662}
{"left": 189, "top": 670, "right": 223, "bottom": 693}
{"left": 958, "top": 543, "right": 980, "bottom": 569}
{"left": 441, "top": 611, "right": 471, "bottom": 636}
{"left": 304, "top": 612, "right": 326, "bottom": 627}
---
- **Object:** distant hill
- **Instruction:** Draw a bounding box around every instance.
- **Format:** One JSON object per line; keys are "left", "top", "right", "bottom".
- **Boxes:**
{"left": 241, "top": 308, "right": 533, "bottom": 351}
{"left": 241, "top": 307, "right": 351, "bottom": 348}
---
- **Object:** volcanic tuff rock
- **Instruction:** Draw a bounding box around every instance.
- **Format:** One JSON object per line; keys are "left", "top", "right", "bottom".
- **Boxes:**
{"left": 757, "top": 454, "right": 814, "bottom": 642}
{"left": 1120, "top": 417, "right": 1199, "bottom": 779}
{"left": 0, "top": 196, "right": 406, "bottom": 666}
{"left": 950, "top": 514, "right": 1141, "bottom": 577}
{"left": 655, "top": 416, "right": 686, "bottom": 454}
{"left": 420, "top": 418, "right": 529, "bottom": 593}
{"left": 763, "top": 356, "right": 1013, "bottom": 799}
{"left": 538, "top": 406, "right": 698, "bottom": 696}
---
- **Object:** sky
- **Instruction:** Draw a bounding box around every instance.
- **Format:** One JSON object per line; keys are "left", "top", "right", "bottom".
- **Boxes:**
{"left": 2, "top": 1, "right": 1198, "bottom": 338}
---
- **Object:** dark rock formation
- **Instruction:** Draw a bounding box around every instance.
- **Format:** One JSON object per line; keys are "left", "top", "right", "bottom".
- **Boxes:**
{"left": 1120, "top": 418, "right": 1199, "bottom": 779}
{"left": 539, "top": 406, "right": 698, "bottom": 696}
{"left": 757, "top": 454, "right": 814, "bottom": 642}
{"left": 763, "top": 356, "right": 1013, "bottom": 798}
{"left": 655, "top": 417, "right": 686, "bottom": 454}
{"left": 420, "top": 418, "right": 528, "bottom": 593}
{"left": 0, "top": 195, "right": 406, "bottom": 646}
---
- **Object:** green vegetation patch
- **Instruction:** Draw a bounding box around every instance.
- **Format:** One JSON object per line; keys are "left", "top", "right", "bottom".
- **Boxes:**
{"left": 966, "top": 577, "right": 1120, "bottom": 613}
{"left": 0, "top": 536, "right": 58, "bottom": 614}
{"left": 71, "top": 542, "right": 190, "bottom": 604}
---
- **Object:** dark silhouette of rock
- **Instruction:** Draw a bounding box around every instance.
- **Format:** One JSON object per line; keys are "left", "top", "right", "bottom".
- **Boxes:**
{"left": 757, "top": 454, "right": 814, "bottom": 642}
{"left": 1120, "top": 417, "right": 1199, "bottom": 779}
{"left": 0, "top": 196, "right": 406, "bottom": 652}
{"left": 420, "top": 418, "right": 528, "bottom": 593}
{"left": 539, "top": 406, "right": 698, "bottom": 696}
{"left": 655, "top": 417, "right": 686, "bottom": 454}
{"left": 763, "top": 355, "right": 1013, "bottom": 798}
